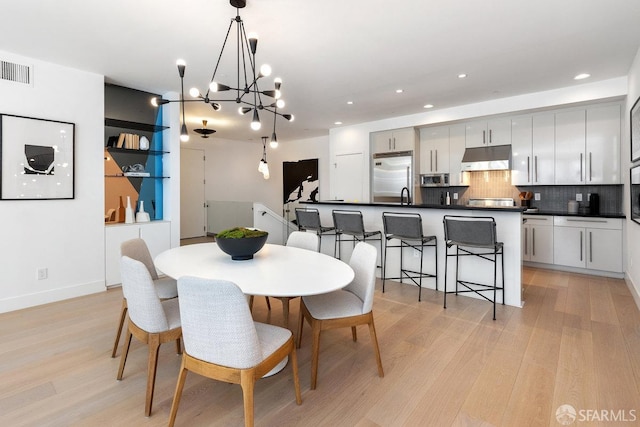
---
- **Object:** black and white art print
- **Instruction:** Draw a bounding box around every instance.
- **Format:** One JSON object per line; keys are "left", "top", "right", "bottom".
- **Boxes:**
{"left": 283, "top": 158, "right": 319, "bottom": 204}
{"left": 631, "top": 165, "right": 640, "bottom": 225}
{"left": 0, "top": 114, "right": 75, "bottom": 200}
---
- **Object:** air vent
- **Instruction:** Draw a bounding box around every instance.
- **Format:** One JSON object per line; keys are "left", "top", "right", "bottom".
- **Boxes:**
{"left": 1, "top": 60, "right": 32, "bottom": 85}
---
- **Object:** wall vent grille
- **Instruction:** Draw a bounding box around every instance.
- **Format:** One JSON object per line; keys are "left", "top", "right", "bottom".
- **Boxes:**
{"left": 1, "top": 60, "right": 32, "bottom": 85}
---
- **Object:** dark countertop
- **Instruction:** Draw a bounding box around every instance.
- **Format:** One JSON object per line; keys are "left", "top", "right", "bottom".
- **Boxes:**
{"left": 301, "top": 200, "right": 524, "bottom": 212}
{"left": 521, "top": 209, "right": 625, "bottom": 219}
{"left": 301, "top": 201, "right": 626, "bottom": 218}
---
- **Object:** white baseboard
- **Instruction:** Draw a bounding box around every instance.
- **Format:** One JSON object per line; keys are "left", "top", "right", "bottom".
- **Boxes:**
{"left": 625, "top": 274, "right": 640, "bottom": 311}
{"left": 0, "top": 281, "right": 105, "bottom": 314}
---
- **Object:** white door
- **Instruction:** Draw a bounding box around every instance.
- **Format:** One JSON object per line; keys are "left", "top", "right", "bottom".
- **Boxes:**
{"left": 555, "top": 109, "right": 586, "bottom": 184}
{"left": 180, "top": 148, "right": 206, "bottom": 239}
{"left": 553, "top": 226, "right": 585, "bottom": 268}
{"left": 333, "top": 152, "right": 364, "bottom": 202}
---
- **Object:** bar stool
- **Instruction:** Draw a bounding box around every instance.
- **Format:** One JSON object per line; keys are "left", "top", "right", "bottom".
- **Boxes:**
{"left": 382, "top": 212, "right": 437, "bottom": 301}
{"left": 332, "top": 210, "right": 382, "bottom": 267}
{"left": 295, "top": 207, "right": 335, "bottom": 252}
{"left": 443, "top": 215, "right": 504, "bottom": 320}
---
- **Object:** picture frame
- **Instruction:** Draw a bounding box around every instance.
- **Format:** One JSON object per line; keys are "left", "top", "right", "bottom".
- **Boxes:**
{"left": 631, "top": 164, "right": 640, "bottom": 225}
{"left": 631, "top": 95, "right": 640, "bottom": 162}
{"left": 0, "top": 114, "right": 75, "bottom": 200}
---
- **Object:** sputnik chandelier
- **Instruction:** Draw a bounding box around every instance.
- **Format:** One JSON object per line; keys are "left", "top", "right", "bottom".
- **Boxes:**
{"left": 258, "top": 136, "right": 270, "bottom": 179}
{"left": 151, "top": 0, "right": 294, "bottom": 144}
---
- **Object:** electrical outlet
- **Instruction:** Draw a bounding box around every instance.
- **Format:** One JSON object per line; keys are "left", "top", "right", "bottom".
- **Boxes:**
{"left": 453, "top": 193, "right": 458, "bottom": 200}
{"left": 576, "top": 193, "right": 583, "bottom": 202}
{"left": 534, "top": 193, "right": 541, "bottom": 201}
{"left": 37, "top": 268, "right": 48, "bottom": 280}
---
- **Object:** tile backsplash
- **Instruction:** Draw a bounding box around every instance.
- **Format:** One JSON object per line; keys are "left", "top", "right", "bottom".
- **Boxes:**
{"left": 419, "top": 170, "right": 623, "bottom": 214}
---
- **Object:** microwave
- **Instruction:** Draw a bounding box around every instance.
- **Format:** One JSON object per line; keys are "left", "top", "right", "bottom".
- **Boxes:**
{"left": 420, "top": 173, "right": 449, "bottom": 187}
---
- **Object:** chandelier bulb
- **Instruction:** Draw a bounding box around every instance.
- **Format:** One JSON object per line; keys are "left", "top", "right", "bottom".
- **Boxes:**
{"left": 251, "top": 110, "right": 261, "bottom": 130}
{"left": 274, "top": 77, "right": 282, "bottom": 90}
{"left": 259, "top": 64, "right": 272, "bottom": 78}
{"left": 189, "top": 87, "right": 201, "bottom": 98}
{"left": 276, "top": 99, "right": 285, "bottom": 109}
{"left": 176, "top": 59, "right": 186, "bottom": 78}
{"left": 263, "top": 162, "right": 270, "bottom": 179}
{"left": 180, "top": 123, "right": 190, "bottom": 142}
{"left": 150, "top": 97, "right": 159, "bottom": 107}
{"left": 248, "top": 32, "right": 258, "bottom": 54}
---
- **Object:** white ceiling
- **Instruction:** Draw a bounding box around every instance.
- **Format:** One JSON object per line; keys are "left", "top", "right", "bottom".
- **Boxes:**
{"left": 3, "top": 0, "right": 640, "bottom": 143}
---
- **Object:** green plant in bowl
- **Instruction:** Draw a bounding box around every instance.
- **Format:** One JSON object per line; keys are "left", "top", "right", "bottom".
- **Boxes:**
{"left": 215, "top": 227, "right": 268, "bottom": 260}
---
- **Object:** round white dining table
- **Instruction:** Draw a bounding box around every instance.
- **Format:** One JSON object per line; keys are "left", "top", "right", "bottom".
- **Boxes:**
{"left": 154, "top": 243, "right": 355, "bottom": 297}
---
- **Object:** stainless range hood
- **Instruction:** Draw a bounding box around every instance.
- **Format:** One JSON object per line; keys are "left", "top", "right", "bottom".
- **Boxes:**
{"left": 460, "top": 145, "right": 512, "bottom": 171}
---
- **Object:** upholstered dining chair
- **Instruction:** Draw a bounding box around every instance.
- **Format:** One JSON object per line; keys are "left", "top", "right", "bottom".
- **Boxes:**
{"left": 117, "top": 256, "right": 182, "bottom": 417}
{"left": 111, "top": 238, "right": 177, "bottom": 358}
{"left": 296, "top": 242, "right": 384, "bottom": 389}
{"left": 272, "top": 231, "right": 319, "bottom": 326}
{"left": 168, "top": 277, "right": 301, "bottom": 427}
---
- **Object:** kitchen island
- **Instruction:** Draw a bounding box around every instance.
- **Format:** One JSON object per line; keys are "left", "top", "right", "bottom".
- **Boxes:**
{"left": 300, "top": 200, "right": 524, "bottom": 308}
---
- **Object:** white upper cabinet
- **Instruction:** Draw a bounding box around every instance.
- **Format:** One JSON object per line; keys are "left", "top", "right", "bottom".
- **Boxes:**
{"left": 554, "top": 109, "right": 586, "bottom": 184}
{"left": 465, "top": 117, "right": 511, "bottom": 147}
{"left": 419, "top": 126, "right": 450, "bottom": 174}
{"left": 555, "top": 104, "right": 621, "bottom": 185}
{"left": 532, "top": 113, "right": 556, "bottom": 185}
{"left": 510, "top": 115, "right": 533, "bottom": 185}
{"left": 449, "top": 124, "right": 467, "bottom": 186}
{"left": 371, "top": 127, "right": 416, "bottom": 154}
{"left": 586, "top": 104, "right": 621, "bottom": 184}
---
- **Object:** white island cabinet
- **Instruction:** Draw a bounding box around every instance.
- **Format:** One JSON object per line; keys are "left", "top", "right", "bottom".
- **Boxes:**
{"left": 302, "top": 201, "right": 523, "bottom": 308}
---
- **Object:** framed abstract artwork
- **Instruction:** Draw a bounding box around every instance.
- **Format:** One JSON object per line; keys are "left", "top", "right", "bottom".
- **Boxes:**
{"left": 631, "top": 95, "right": 640, "bottom": 162}
{"left": 0, "top": 114, "right": 75, "bottom": 200}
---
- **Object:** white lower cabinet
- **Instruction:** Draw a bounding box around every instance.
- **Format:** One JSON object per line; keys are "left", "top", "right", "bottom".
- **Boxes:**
{"left": 105, "top": 221, "right": 171, "bottom": 286}
{"left": 552, "top": 217, "right": 622, "bottom": 273}
{"left": 522, "top": 215, "right": 553, "bottom": 264}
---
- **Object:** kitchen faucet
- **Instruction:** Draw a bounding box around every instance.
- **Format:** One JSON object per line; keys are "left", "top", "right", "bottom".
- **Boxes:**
{"left": 400, "top": 187, "right": 411, "bottom": 205}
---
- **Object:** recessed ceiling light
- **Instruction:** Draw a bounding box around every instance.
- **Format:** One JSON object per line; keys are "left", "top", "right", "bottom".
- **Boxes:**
{"left": 423, "top": 104, "right": 434, "bottom": 109}
{"left": 458, "top": 73, "right": 467, "bottom": 79}
{"left": 347, "top": 101, "right": 353, "bottom": 105}
{"left": 334, "top": 121, "right": 343, "bottom": 125}
{"left": 396, "top": 89, "right": 404, "bottom": 93}
{"left": 574, "top": 73, "right": 591, "bottom": 80}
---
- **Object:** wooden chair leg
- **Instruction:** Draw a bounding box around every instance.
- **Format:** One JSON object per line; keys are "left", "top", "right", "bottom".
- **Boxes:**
{"left": 175, "top": 337, "right": 182, "bottom": 355}
{"left": 145, "top": 335, "right": 161, "bottom": 416}
{"left": 168, "top": 358, "right": 188, "bottom": 427}
{"left": 281, "top": 297, "right": 291, "bottom": 327}
{"left": 310, "top": 319, "right": 322, "bottom": 390}
{"left": 264, "top": 296, "right": 271, "bottom": 310}
{"left": 296, "top": 303, "right": 305, "bottom": 348}
{"left": 116, "top": 328, "right": 132, "bottom": 380}
{"left": 249, "top": 295, "right": 254, "bottom": 310}
{"left": 351, "top": 326, "right": 357, "bottom": 342}
{"left": 289, "top": 343, "right": 302, "bottom": 405}
{"left": 368, "top": 318, "right": 384, "bottom": 378}
{"left": 111, "top": 299, "right": 128, "bottom": 358}
{"left": 240, "top": 370, "right": 256, "bottom": 427}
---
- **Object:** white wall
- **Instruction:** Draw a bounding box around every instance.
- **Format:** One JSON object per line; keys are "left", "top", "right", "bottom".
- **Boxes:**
{"left": 0, "top": 51, "right": 105, "bottom": 313}
{"left": 329, "top": 77, "right": 627, "bottom": 202}
{"left": 182, "top": 134, "right": 329, "bottom": 216}
{"left": 625, "top": 47, "right": 640, "bottom": 304}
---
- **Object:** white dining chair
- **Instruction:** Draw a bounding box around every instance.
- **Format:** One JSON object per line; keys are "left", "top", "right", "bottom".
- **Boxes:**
{"left": 168, "top": 276, "right": 301, "bottom": 427}
{"left": 111, "top": 238, "right": 178, "bottom": 358}
{"left": 117, "top": 256, "right": 182, "bottom": 416}
{"left": 296, "top": 242, "right": 384, "bottom": 389}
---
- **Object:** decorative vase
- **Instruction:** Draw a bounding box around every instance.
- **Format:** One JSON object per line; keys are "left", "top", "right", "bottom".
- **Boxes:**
{"left": 136, "top": 201, "right": 150, "bottom": 222}
{"left": 125, "top": 196, "right": 134, "bottom": 223}
{"left": 139, "top": 136, "right": 150, "bottom": 150}
{"left": 117, "top": 196, "right": 126, "bottom": 223}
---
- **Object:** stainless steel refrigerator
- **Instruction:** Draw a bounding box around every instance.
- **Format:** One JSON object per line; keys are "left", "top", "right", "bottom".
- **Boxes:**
{"left": 371, "top": 151, "right": 413, "bottom": 203}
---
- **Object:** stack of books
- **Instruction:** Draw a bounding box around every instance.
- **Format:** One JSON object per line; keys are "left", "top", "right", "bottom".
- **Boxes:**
{"left": 107, "top": 133, "right": 141, "bottom": 149}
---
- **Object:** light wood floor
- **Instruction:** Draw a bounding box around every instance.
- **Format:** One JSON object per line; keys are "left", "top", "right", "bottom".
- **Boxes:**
{"left": 1, "top": 267, "right": 639, "bottom": 426}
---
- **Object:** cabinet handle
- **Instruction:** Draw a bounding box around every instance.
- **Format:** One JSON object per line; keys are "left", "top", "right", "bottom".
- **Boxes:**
{"left": 430, "top": 150, "right": 433, "bottom": 171}
{"left": 580, "top": 231, "right": 583, "bottom": 261}
{"left": 435, "top": 150, "right": 438, "bottom": 171}
{"left": 482, "top": 130, "right": 486, "bottom": 145}
{"left": 489, "top": 129, "right": 492, "bottom": 144}
{"left": 589, "top": 152, "right": 592, "bottom": 182}
{"left": 524, "top": 228, "right": 528, "bottom": 255}
{"left": 532, "top": 228, "right": 536, "bottom": 256}
{"left": 534, "top": 156, "right": 538, "bottom": 183}
{"left": 527, "top": 156, "right": 530, "bottom": 182}
{"left": 589, "top": 231, "right": 593, "bottom": 263}
{"left": 388, "top": 138, "right": 391, "bottom": 150}
{"left": 580, "top": 153, "right": 583, "bottom": 182}
{"left": 566, "top": 218, "right": 607, "bottom": 223}
{"left": 393, "top": 137, "right": 396, "bottom": 150}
